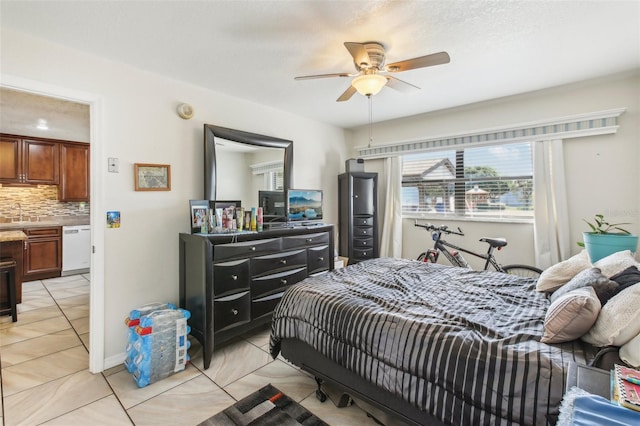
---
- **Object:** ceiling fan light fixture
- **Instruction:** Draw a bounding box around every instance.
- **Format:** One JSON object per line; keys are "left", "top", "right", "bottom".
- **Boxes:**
{"left": 351, "top": 74, "right": 387, "bottom": 96}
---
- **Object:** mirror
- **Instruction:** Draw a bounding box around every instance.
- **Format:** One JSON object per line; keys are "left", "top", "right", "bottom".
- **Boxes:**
{"left": 204, "top": 125, "right": 293, "bottom": 213}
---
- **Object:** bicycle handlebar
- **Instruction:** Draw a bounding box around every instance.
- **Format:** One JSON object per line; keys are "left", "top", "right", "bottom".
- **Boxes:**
{"left": 414, "top": 221, "right": 464, "bottom": 236}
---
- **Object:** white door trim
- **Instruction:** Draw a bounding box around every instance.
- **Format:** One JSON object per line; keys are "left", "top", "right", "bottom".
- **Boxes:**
{"left": 1, "top": 74, "right": 106, "bottom": 373}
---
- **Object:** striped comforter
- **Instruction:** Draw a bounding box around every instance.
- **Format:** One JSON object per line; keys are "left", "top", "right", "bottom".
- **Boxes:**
{"left": 269, "top": 257, "right": 596, "bottom": 426}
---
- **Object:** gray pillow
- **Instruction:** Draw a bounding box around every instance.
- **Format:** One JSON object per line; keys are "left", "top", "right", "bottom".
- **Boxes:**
{"left": 550, "top": 268, "right": 613, "bottom": 303}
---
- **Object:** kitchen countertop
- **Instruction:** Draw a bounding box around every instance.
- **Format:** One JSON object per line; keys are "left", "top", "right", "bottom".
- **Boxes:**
{"left": 0, "top": 230, "right": 28, "bottom": 242}
{"left": 0, "top": 216, "right": 90, "bottom": 230}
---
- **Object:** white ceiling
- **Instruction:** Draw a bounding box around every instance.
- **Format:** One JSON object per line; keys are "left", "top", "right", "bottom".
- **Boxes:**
{"left": 1, "top": 1, "right": 638, "bottom": 129}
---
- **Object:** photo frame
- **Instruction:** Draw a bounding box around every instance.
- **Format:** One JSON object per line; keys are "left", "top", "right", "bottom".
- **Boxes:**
{"left": 134, "top": 163, "right": 171, "bottom": 191}
{"left": 189, "top": 200, "right": 209, "bottom": 234}
{"left": 209, "top": 200, "right": 242, "bottom": 210}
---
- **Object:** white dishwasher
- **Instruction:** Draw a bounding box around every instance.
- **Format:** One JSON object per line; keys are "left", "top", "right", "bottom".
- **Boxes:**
{"left": 62, "top": 225, "right": 91, "bottom": 275}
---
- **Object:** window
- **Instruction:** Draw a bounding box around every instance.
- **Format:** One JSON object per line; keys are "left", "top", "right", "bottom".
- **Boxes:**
{"left": 268, "top": 170, "right": 284, "bottom": 191}
{"left": 401, "top": 142, "right": 533, "bottom": 219}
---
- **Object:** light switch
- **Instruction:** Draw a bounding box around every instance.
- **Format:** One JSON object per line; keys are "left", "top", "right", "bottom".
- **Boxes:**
{"left": 108, "top": 157, "right": 119, "bottom": 173}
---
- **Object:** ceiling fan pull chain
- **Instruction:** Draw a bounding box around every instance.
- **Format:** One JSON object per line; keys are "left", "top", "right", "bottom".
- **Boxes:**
{"left": 368, "top": 94, "right": 373, "bottom": 148}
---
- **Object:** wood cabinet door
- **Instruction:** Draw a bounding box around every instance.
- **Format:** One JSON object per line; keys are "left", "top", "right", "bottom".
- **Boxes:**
{"left": 0, "top": 136, "right": 21, "bottom": 182}
{"left": 23, "top": 237, "right": 62, "bottom": 279}
{"left": 59, "top": 143, "right": 90, "bottom": 201}
{"left": 23, "top": 139, "right": 59, "bottom": 184}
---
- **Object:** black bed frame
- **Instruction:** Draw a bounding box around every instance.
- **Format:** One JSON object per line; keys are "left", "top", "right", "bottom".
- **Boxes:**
{"left": 280, "top": 338, "right": 445, "bottom": 426}
{"left": 281, "top": 339, "right": 623, "bottom": 426}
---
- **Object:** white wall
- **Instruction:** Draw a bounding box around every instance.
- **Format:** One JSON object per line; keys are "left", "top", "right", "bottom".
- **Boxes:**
{"left": 1, "top": 29, "right": 349, "bottom": 367}
{"left": 348, "top": 72, "right": 640, "bottom": 267}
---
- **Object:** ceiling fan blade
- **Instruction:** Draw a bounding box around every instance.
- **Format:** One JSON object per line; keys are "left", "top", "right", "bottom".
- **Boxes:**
{"left": 337, "top": 85, "right": 357, "bottom": 102}
{"left": 386, "top": 51, "right": 450, "bottom": 72}
{"left": 295, "top": 72, "right": 352, "bottom": 80}
{"left": 385, "top": 75, "right": 420, "bottom": 93}
{"left": 344, "top": 42, "right": 370, "bottom": 67}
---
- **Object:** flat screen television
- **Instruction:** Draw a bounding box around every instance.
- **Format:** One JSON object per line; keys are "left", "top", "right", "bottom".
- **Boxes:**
{"left": 258, "top": 191, "right": 286, "bottom": 222}
{"left": 287, "top": 189, "right": 323, "bottom": 222}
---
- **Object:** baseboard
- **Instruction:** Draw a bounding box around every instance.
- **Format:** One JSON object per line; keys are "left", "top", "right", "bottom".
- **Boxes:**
{"left": 103, "top": 351, "right": 126, "bottom": 371}
{"left": 62, "top": 268, "right": 90, "bottom": 276}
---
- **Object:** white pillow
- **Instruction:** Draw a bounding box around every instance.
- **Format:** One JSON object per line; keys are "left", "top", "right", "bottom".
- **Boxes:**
{"left": 581, "top": 283, "right": 640, "bottom": 347}
{"left": 593, "top": 250, "right": 640, "bottom": 277}
{"left": 620, "top": 333, "right": 640, "bottom": 368}
{"left": 536, "top": 250, "right": 592, "bottom": 293}
{"left": 541, "top": 287, "right": 601, "bottom": 344}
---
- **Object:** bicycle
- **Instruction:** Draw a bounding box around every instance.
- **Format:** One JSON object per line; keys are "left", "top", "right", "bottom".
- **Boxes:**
{"left": 414, "top": 221, "right": 542, "bottom": 278}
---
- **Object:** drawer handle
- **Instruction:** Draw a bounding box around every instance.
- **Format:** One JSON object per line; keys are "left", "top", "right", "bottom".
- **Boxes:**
{"left": 318, "top": 257, "right": 324, "bottom": 262}
{"left": 362, "top": 230, "right": 367, "bottom": 234}
{"left": 232, "top": 309, "right": 239, "bottom": 316}
{"left": 363, "top": 252, "right": 368, "bottom": 256}
{"left": 250, "top": 246, "right": 256, "bottom": 251}
{"left": 363, "top": 220, "right": 367, "bottom": 224}
{"left": 362, "top": 241, "right": 367, "bottom": 245}
{"left": 279, "top": 259, "right": 287, "bottom": 265}
{"left": 354, "top": 194, "right": 359, "bottom": 198}
{"left": 280, "top": 279, "right": 287, "bottom": 285}
{"left": 231, "top": 275, "right": 238, "bottom": 281}
{"left": 306, "top": 238, "right": 313, "bottom": 242}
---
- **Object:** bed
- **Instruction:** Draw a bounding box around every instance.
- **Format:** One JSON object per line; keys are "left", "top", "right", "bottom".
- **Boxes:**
{"left": 269, "top": 257, "right": 599, "bottom": 426}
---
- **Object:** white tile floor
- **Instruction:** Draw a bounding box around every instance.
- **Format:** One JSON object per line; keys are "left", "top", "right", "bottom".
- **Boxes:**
{"left": 0, "top": 274, "right": 402, "bottom": 425}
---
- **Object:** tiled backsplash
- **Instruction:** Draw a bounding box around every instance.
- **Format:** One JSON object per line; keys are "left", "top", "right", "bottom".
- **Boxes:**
{"left": 0, "top": 185, "right": 90, "bottom": 219}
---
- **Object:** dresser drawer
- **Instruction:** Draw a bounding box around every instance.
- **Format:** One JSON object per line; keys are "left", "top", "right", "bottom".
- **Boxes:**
{"left": 252, "top": 292, "right": 285, "bottom": 320}
{"left": 353, "top": 237, "right": 374, "bottom": 248}
{"left": 213, "top": 259, "right": 250, "bottom": 296}
{"left": 354, "top": 216, "right": 374, "bottom": 227}
{"left": 353, "top": 227, "right": 373, "bottom": 237}
{"left": 282, "top": 232, "right": 329, "bottom": 249}
{"left": 251, "top": 249, "right": 306, "bottom": 277}
{"left": 308, "top": 245, "right": 330, "bottom": 274}
{"left": 252, "top": 266, "right": 307, "bottom": 299}
{"left": 353, "top": 247, "right": 374, "bottom": 261}
{"left": 214, "top": 291, "right": 250, "bottom": 332}
{"left": 213, "top": 238, "right": 281, "bottom": 261}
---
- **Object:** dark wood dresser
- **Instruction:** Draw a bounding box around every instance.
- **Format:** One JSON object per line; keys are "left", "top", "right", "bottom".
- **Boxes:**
{"left": 179, "top": 225, "right": 334, "bottom": 369}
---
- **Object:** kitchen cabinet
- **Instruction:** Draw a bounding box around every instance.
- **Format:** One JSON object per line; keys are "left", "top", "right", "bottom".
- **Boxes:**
{"left": 22, "top": 227, "right": 62, "bottom": 282}
{"left": 59, "top": 143, "right": 90, "bottom": 201}
{"left": 0, "top": 235, "right": 25, "bottom": 305}
{"left": 0, "top": 135, "right": 59, "bottom": 184}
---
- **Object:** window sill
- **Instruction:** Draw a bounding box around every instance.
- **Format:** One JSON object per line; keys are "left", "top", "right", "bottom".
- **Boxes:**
{"left": 402, "top": 212, "right": 534, "bottom": 225}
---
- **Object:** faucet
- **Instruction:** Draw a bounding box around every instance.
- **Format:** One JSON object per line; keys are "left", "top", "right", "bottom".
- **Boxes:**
{"left": 12, "top": 203, "right": 22, "bottom": 222}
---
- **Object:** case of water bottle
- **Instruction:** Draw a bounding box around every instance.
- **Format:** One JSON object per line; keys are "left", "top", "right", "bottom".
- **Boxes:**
{"left": 124, "top": 302, "right": 191, "bottom": 388}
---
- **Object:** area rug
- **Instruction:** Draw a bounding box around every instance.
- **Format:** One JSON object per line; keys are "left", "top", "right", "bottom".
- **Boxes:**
{"left": 199, "top": 384, "right": 328, "bottom": 426}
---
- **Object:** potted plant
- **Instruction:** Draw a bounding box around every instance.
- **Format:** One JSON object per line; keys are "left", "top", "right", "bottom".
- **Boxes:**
{"left": 578, "top": 214, "right": 638, "bottom": 262}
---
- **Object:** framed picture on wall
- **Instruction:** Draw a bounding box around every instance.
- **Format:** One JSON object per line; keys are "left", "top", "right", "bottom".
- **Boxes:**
{"left": 134, "top": 163, "right": 171, "bottom": 191}
{"left": 189, "top": 200, "right": 209, "bottom": 234}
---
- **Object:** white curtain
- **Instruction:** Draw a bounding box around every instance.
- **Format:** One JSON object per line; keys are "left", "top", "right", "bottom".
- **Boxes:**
{"left": 533, "top": 139, "right": 570, "bottom": 269}
{"left": 380, "top": 156, "right": 403, "bottom": 258}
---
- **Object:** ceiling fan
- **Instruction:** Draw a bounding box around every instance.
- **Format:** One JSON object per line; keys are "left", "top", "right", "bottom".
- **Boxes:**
{"left": 295, "top": 42, "right": 450, "bottom": 102}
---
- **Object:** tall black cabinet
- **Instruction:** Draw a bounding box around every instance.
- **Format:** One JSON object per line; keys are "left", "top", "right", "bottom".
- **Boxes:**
{"left": 338, "top": 172, "right": 378, "bottom": 264}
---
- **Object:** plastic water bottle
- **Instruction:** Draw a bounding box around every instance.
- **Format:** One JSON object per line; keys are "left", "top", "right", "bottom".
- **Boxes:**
{"left": 130, "top": 309, "right": 191, "bottom": 388}
{"left": 451, "top": 250, "right": 470, "bottom": 268}
{"left": 124, "top": 302, "right": 177, "bottom": 372}
{"left": 129, "top": 302, "right": 176, "bottom": 320}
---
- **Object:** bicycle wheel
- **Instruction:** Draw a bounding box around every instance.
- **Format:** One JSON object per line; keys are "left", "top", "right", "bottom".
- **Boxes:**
{"left": 502, "top": 264, "right": 543, "bottom": 278}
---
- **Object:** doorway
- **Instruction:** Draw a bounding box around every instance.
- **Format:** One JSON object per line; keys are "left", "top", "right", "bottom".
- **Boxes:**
{"left": 1, "top": 76, "right": 105, "bottom": 373}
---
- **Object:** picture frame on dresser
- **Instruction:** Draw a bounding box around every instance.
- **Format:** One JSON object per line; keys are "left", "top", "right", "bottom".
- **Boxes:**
{"left": 189, "top": 200, "right": 209, "bottom": 234}
{"left": 209, "top": 200, "right": 241, "bottom": 210}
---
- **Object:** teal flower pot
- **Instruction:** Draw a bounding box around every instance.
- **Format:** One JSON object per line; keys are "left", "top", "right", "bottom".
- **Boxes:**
{"left": 582, "top": 232, "right": 639, "bottom": 263}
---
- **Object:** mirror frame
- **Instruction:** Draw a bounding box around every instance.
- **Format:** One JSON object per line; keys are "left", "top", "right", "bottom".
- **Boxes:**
{"left": 204, "top": 124, "right": 293, "bottom": 214}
